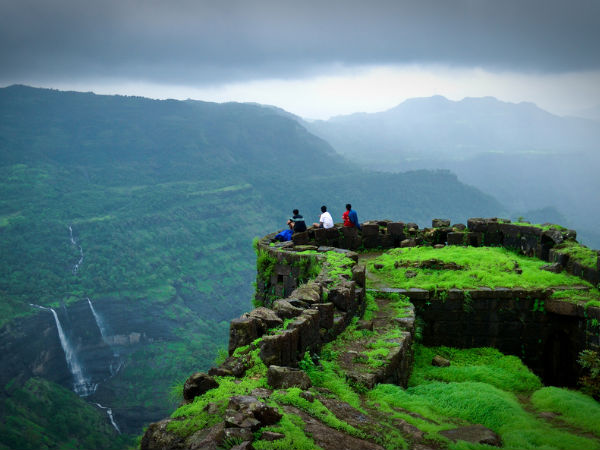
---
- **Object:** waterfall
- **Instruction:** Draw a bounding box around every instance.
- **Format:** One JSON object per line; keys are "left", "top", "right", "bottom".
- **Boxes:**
{"left": 87, "top": 298, "right": 109, "bottom": 342}
{"left": 87, "top": 298, "right": 122, "bottom": 376}
{"left": 69, "top": 225, "right": 84, "bottom": 274}
{"left": 94, "top": 403, "right": 121, "bottom": 434}
{"left": 30, "top": 304, "right": 97, "bottom": 396}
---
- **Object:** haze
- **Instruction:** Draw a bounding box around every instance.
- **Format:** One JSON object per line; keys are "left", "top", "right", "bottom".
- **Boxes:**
{"left": 1, "top": 0, "right": 599, "bottom": 119}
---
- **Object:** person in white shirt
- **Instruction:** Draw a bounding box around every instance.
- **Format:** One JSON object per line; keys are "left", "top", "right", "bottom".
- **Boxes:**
{"left": 313, "top": 205, "right": 334, "bottom": 229}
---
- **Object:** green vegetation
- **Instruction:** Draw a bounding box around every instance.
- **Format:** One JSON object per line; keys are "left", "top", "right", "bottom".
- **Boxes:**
{"left": 366, "top": 345, "right": 600, "bottom": 450}
{"left": 531, "top": 387, "right": 600, "bottom": 436}
{"left": 577, "top": 350, "right": 600, "bottom": 399}
{"left": 367, "top": 246, "right": 596, "bottom": 291}
{"left": 0, "top": 378, "right": 134, "bottom": 450}
{"left": 551, "top": 240, "right": 599, "bottom": 269}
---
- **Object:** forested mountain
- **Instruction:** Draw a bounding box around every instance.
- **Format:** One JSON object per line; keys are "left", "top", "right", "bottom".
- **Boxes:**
{"left": 0, "top": 85, "right": 504, "bottom": 448}
{"left": 306, "top": 96, "right": 600, "bottom": 247}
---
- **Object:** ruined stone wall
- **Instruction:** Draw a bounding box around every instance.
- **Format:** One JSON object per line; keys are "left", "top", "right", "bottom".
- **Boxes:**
{"left": 227, "top": 217, "right": 599, "bottom": 387}
{"left": 228, "top": 236, "right": 368, "bottom": 368}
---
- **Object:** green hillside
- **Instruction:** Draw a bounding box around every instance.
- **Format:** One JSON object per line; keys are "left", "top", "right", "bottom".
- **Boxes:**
{"left": 0, "top": 85, "right": 506, "bottom": 448}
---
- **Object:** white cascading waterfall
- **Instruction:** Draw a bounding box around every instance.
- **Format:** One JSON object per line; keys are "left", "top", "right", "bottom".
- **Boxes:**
{"left": 87, "top": 297, "right": 122, "bottom": 376}
{"left": 94, "top": 403, "right": 121, "bottom": 434}
{"left": 69, "top": 225, "right": 84, "bottom": 274}
{"left": 30, "top": 304, "right": 97, "bottom": 396}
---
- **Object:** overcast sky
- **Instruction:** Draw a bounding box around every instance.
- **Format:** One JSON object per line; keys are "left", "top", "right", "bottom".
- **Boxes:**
{"left": 1, "top": 0, "right": 599, "bottom": 119}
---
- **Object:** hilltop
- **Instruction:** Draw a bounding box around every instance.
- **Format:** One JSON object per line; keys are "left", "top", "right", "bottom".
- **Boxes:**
{"left": 0, "top": 86, "right": 505, "bottom": 448}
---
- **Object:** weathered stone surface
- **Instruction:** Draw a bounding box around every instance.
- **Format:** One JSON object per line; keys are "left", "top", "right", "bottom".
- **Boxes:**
{"left": 273, "top": 299, "right": 304, "bottom": 320}
{"left": 432, "top": 355, "right": 451, "bottom": 367}
{"left": 328, "top": 280, "right": 356, "bottom": 312}
{"left": 314, "top": 302, "right": 334, "bottom": 329}
{"left": 440, "top": 425, "right": 502, "bottom": 447}
{"left": 432, "top": 219, "right": 451, "bottom": 228}
{"left": 267, "top": 365, "right": 312, "bottom": 390}
{"left": 300, "top": 390, "right": 315, "bottom": 402}
{"left": 290, "top": 281, "right": 321, "bottom": 304}
{"left": 352, "top": 264, "right": 366, "bottom": 287}
{"left": 362, "top": 223, "right": 379, "bottom": 237}
{"left": 260, "top": 431, "right": 285, "bottom": 441}
{"left": 227, "top": 396, "right": 282, "bottom": 429}
{"left": 208, "top": 356, "right": 247, "bottom": 378}
{"left": 229, "top": 317, "right": 263, "bottom": 355}
{"left": 400, "top": 238, "right": 417, "bottom": 248}
{"left": 140, "top": 418, "right": 185, "bottom": 450}
{"left": 221, "top": 427, "right": 254, "bottom": 442}
{"left": 245, "top": 307, "right": 284, "bottom": 329}
{"left": 182, "top": 372, "right": 219, "bottom": 403}
{"left": 291, "top": 231, "right": 309, "bottom": 245}
{"left": 357, "top": 319, "right": 374, "bottom": 331}
{"left": 230, "top": 441, "right": 255, "bottom": 450}
{"left": 447, "top": 232, "right": 465, "bottom": 246}
{"left": 540, "top": 263, "right": 563, "bottom": 273}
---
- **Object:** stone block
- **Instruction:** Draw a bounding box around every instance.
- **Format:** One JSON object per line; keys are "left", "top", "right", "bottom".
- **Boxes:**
{"left": 267, "top": 366, "right": 312, "bottom": 390}
{"left": 291, "top": 231, "right": 309, "bottom": 245}
{"left": 407, "top": 288, "right": 429, "bottom": 301}
{"left": 447, "top": 232, "right": 466, "bottom": 246}
{"left": 229, "top": 317, "right": 263, "bottom": 355}
{"left": 352, "top": 264, "right": 366, "bottom": 287}
{"left": 314, "top": 302, "right": 334, "bottom": 329}
{"left": 313, "top": 228, "right": 329, "bottom": 245}
{"left": 362, "top": 223, "right": 379, "bottom": 237}
{"left": 341, "top": 226, "right": 360, "bottom": 250}
{"left": 466, "top": 232, "right": 483, "bottom": 247}
{"left": 183, "top": 372, "right": 219, "bottom": 403}
{"left": 362, "top": 235, "right": 379, "bottom": 249}
{"left": 273, "top": 299, "right": 304, "bottom": 320}
{"left": 432, "top": 219, "right": 451, "bottom": 228}
{"left": 400, "top": 238, "right": 417, "bottom": 248}
{"left": 329, "top": 280, "right": 356, "bottom": 312}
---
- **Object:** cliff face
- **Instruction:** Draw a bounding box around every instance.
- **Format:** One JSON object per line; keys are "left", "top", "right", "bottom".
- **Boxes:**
{"left": 141, "top": 218, "right": 600, "bottom": 450}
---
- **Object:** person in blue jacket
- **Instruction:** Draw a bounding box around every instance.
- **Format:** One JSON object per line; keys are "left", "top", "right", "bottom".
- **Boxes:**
{"left": 342, "top": 204, "right": 361, "bottom": 230}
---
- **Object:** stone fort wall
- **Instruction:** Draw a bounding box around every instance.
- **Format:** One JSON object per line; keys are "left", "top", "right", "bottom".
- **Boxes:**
{"left": 225, "top": 217, "right": 599, "bottom": 387}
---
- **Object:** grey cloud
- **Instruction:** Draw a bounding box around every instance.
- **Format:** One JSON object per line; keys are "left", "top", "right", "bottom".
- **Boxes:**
{"left": 1, "top": 0, "right": 599, "bottom": 85}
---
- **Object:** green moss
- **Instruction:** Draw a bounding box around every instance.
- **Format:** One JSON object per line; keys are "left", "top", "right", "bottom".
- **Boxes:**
{"left": 552, "top": 240, "right": 598, "bottom": 269}
{"left": 323, "top": 251, "right": 354, "bottom": 281}
{"left": 531, "top": 387, "right": 600, "bottom": 437}
{"left": 168, "top": 348, "right": 268, "bottom": 438}
{"left": 254, "top": 413, "right": 320, "bottom": 450}
{"left": 271, "top": 388, "right": 365, "bottom": 438}
{"left": 367, "top": 246, "right": 594, "bottom": 291}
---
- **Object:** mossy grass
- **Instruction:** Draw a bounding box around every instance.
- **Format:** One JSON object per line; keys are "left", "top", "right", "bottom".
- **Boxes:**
{"left": 322, "top": 251, "right": 354, "bottom": 280}
{"left": 271, "top": 388, "right": 365, "bottom": 438}
{"left": 550, "top": 288, "right": 600, "bottom": 307}
{"left": 367, "top": 344, "right": 600, "bottom": 450}
{"left": 367, "top": 246, "right": 594, "bottom": 291}
{"left": 410, "top": 346, "right": 542, "bottom": 393}
{"left": 551, "top": 240, "right": 599, "bottom": 269}
{"left": 167, "top": 347, "right": 268, "bottom": 438}
{"left": 253, "top": 414, "right": 320, "bottom": 450}
{"left": 531, "top": 387, "right": 600, "bottom": 437}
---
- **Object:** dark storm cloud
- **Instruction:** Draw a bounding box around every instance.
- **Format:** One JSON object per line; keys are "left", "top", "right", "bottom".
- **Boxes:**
{"left": 1, "top": 0, "right": 599, "bottom": 85}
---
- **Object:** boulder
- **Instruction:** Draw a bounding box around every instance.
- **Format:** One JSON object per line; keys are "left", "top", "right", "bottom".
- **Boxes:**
{"left": 245, "top": 307, "right": 284, "bottom": 330}
{"left": 432, "top": 219, "right": 451, "bottom": 228}
{"left": 352, "top": 264, "right": 366, "bottom": 287}
{"left": 432, "top": 355, "right": 451, "bottom": 367}
{"left": 440, "top": 425, "right": 502, "bottom": 447}
{"left": 183, "top": 372, "right": 219, "bottom": 403}
{"left": 229, "top": 317, "right": 263, "bottom": 355}
{"left": 357, "top": 320, "right": 374, "bottom": 331}
{"left": 208, "top": 356, "right": 247, "bottom": 378}
{"left": 260, "top": 431, "right": 285, "bottom": 441}
{"left": 290, "top": 281, "right": 321, "bottom": 304}
{"left": 273, "top": 299, "right": 304, "bottom": 320}
{"left": 267, "top": 365, "right": 312, "bottom": 390}
{"left": 226, "top": 396, "right": 282, "bottom": 431}
{"left": 540, "top": 263, "right": 563, "bottom": 273}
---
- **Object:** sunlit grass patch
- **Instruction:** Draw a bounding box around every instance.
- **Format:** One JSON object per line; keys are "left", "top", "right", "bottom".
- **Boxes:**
{"left": 531, "top": 386, "right": 600, "bottom": 437}
{"left": 367, "top": 246, "right": 594, "bottom": 291}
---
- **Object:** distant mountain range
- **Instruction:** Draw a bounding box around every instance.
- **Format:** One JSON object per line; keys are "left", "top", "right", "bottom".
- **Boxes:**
{"left": 305, "top": 96, "right": 600, "bottom": 247}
